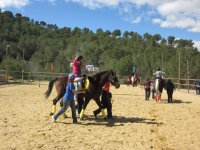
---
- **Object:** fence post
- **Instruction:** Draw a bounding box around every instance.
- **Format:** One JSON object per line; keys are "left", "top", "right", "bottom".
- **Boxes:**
{"left": 187, "top": 60, "right": 189, "bottom": 93}
{"left": 178, "top": 53, "right": 181, "bottom": 91}
{"left": 28, "top": 72, "right": 30, "bottom": 81}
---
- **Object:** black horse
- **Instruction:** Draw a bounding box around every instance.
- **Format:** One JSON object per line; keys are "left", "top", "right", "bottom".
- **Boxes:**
{"left": 44, "top": 70, "right": 120, "bottom": 118}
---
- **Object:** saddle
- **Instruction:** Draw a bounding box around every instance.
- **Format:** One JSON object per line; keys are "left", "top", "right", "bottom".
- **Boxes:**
{"left": 74, "top": 77, "right": 90, "bottom": 93}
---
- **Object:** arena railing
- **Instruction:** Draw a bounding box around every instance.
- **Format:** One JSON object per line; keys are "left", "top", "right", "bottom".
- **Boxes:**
{"left": 0, "top": 70, "right": 199, "bottom": 93}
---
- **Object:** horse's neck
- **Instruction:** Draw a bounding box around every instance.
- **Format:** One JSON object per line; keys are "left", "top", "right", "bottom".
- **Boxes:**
{"left": 98, "top": 73, "right": 109, "bottom": 88}
{"left": 91, "top": 71, "right": 109, "bottom": 89}
{"left": 99, "top": 78, "right": 107, "bottom": 88}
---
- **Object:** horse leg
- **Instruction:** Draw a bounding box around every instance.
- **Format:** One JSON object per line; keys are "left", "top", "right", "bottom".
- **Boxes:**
{"left": 50, "top": 94, "right": 63, "bottom": 116}
{"left": 49, "top": 97, "right": 58, "bottom": 116}
{"left": 77, "top": 96, "right": 84, "bottom": 114}
{"left": 79, "top": 98, "right": 90, "bottom": 119}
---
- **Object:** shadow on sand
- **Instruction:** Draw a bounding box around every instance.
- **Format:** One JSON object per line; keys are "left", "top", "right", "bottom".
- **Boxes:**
{"left": 113, "top": 93, "right": 144, "bottom": 96}
{"left": 58, "top": 115, "right": 163, "bottom": 127}
{"left": 161, "top": 99, "right": 192, "bottom": 104}
{"left": 172, "top": 99, "right": 192, "bottom": 104}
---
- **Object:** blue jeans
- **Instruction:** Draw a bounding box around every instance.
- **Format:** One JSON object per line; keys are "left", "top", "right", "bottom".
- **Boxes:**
{"left": 54, "top": 98, "right": 77, "bottom": 122}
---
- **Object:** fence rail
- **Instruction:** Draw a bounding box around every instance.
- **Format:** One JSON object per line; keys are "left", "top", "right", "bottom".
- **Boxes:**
{"left": 0, "top": 70, "right": 199, "bottom": 93}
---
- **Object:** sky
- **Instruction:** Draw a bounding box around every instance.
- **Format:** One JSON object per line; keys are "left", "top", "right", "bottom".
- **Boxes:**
{"left": 1, "top": 0, "right": 200, "bottom": 50}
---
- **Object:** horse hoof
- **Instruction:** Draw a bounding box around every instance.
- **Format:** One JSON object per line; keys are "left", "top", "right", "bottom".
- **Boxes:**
{"left": 49, "top": 112, "right": 54, "bottom": 116}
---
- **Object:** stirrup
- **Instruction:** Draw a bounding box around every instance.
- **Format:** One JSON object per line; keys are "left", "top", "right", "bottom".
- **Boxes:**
{"left": 77, "top": 90, "right": 86, "bottom": 94}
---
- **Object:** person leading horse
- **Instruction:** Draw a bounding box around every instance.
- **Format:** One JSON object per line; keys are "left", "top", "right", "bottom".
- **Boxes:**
{"left": 45, "top": 70, "right": 120, "bottom": 119}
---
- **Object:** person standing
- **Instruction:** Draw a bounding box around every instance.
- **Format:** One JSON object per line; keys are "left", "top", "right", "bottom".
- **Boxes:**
{"left": 52, "top": 73, "right": 78, "bottom": 124}
{"left": 165, "top": 79, "right": 176, "bottom": 103}
{"left": 93, "top": 82, "right": 113, "bottom": 119}
{"left": 144, "top": 78, "right": 151, "bottom": 100}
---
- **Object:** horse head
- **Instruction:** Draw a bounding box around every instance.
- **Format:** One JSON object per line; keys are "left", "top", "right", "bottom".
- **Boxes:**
{"left": 108, "top": 70, "right": 120, "bottom": 89}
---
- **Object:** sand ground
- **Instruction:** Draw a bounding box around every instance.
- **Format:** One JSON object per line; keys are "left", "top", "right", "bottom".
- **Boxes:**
{"left": 0, "top": 83, "right": 200, "bottom": 150}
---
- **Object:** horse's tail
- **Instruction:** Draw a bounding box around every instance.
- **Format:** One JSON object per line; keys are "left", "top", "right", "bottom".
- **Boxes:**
{"left": 44, "top": 78, "right": 58, "bottom": 99}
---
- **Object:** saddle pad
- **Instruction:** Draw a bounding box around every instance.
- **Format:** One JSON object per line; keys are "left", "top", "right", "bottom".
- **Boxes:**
{"left": 73, "top": 79, "right": 89, "bottom": 90}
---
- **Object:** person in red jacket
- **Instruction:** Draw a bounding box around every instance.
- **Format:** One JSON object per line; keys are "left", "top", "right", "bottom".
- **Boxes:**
{"left": 72, "top": 51, "right": 84, "bottom": 77}
{"left": 93, "top": 81, "right": 113, "bottom": 119}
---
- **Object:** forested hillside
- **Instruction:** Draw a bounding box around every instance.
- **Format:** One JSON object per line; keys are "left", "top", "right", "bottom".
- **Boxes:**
{"left": 0, "top": 10, "right": 200, "bottom": 79}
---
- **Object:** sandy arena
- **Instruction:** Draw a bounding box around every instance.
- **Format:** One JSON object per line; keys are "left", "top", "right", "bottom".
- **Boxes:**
{"left": 0, "top": 83, "right": 200, "bottom": 150}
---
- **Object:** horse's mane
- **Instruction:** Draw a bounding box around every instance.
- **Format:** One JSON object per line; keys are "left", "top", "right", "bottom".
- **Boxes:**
{"left": 88, "top": 70, "right": 114, "bottom": 83}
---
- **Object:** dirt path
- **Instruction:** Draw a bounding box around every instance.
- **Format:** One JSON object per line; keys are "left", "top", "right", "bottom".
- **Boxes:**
{"left": 0, "top": 84, "right": 200, "bottom": 150}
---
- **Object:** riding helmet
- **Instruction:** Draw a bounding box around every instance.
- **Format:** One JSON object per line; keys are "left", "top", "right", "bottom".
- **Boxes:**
{"left": 157, "top": 67, "right": 161, "bottom": 71}
{"left": 68, "top": 73, "right": 75, "bottom": 79}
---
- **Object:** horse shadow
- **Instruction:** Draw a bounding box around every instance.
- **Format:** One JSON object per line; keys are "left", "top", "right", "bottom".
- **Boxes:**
{"left": 75, "top": 115, "right": 163, "bottom": 127}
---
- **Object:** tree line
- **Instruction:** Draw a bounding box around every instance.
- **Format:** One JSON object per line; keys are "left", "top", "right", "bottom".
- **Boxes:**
{"left": 0, "top": 10, "right": 200, "bottom": 79}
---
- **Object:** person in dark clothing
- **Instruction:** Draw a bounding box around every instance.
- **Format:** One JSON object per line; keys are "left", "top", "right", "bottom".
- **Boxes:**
{"left": 165, "top": 79, "right": 176, "bottom": 103}
{"left": 150, "top": 79, "right": 155, "bottom": 99}
{"left": 93, "top": 82, "right": 113, "bottom": 119}
{"left": 144, "top": 78, "right": 151, "bottom": 100}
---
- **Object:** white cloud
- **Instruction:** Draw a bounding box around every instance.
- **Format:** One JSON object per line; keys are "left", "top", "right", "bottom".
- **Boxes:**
{"left": 1, "top": 0, "right": 200, "bottom": 33}
{"left": 193, "top": 40, "right": 200, "bottom": 52}
{"left": 131, "top": 16, "right": 141, "bottom": 24}
{"left": 65, "top": 0, "right": 120, "bottom": 9}
{"left": 153, "top": 0, "right": 200, "bottom": 32}
{"left": 65, "top": 0, "right": 200, "bottom": 32}
{"left": 48, "top": 0, "right": 56, "bottom": 3}
{"left": 0, "top": 0, "right": 30, "bottom": 8}
{"left": 152, "top": 18, "right": 162, "bottom": 24}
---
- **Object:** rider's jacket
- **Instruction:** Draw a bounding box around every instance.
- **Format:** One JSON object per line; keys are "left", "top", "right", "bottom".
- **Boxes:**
{"left": 153, "top": 71, "right": 165, "bottom": 79}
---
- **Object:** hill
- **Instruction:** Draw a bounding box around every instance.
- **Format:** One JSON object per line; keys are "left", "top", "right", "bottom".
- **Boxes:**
{"left": 0, "top": 10, "right": 200, "bottom": 78}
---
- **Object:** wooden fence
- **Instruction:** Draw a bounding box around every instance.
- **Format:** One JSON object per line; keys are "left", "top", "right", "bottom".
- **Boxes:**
{"left": 0, "top": 70, "right": 199, "bottom": 93}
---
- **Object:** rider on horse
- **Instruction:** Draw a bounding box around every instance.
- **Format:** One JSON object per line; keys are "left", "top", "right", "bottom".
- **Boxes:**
{"left": 153, "top": 67, "right": 165, "bottom": 80}
{"left": 153, "top": 67, "right": 165, "bottom": 102}
{"left": 131, "top": 72, "right": 139, "bottom": 87}
{"left": 72, "top": 51, "right": 84, "bottom": 77}
{"left": 72, "top": 52, "right": 85, "bottom": 98}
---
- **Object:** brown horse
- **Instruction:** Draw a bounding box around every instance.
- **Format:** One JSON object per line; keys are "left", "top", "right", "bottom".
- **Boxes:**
{"left": 44, "top": 70, "right": 120, "bottom": 119}
{"left": 131, "top": 76, "right": 141, "bottom": 87}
